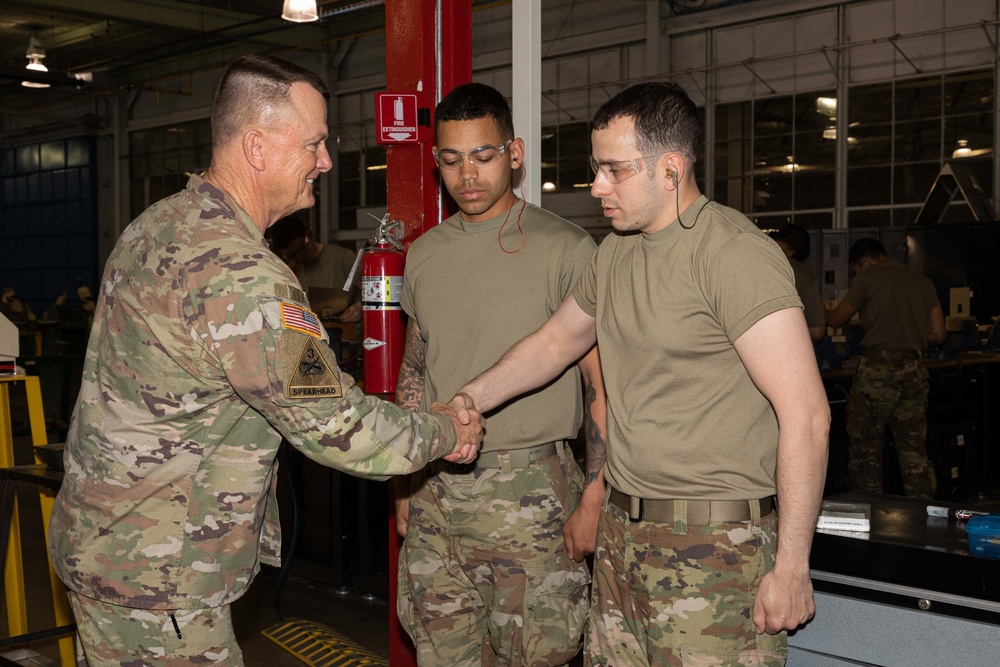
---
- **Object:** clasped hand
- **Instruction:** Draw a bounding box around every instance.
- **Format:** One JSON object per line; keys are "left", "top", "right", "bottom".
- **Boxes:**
{"left": 431, "top": 393, "right": 485, "bottom": 464}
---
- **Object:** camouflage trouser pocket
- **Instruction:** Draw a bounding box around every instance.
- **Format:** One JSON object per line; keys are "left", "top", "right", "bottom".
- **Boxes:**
{"left": 680, "top": 644, "right": 786, "bottom": 667}
{"left": 515, "top": 569, "right": 589, "bottom": 667}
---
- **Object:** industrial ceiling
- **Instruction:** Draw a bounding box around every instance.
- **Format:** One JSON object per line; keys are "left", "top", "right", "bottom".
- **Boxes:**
{"left": 0, "top": 0, "right": 386, "bottom": 110}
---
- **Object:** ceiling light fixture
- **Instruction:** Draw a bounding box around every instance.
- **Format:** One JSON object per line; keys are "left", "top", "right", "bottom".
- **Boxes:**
{"left": 282, "top": 0, "right": 319, "bottom": 22}
{"left": 953, "top": 139, "right": 972, "bottom": 159}
{"left": 22, "top": 36, "right": 51, "bottom": 88}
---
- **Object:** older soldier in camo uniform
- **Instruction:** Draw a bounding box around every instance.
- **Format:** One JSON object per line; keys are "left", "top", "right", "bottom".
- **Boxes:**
{"left": 392, "top": 83, "right": 607, "bottom": 667}
{"left": 827, "top": 238, "right": 946, "bottom": 498}
{"left": 450, "top": 82, "right": 830, "bottom": 666}
{"left": 48, "top": 54, "right": 483, "bottom": 667}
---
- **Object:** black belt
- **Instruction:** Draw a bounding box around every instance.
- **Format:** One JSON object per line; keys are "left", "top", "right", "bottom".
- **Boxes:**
{"left": 609, "top": 488, "right": 774, "bottom": 524}
{"left": 864, "top": 349, "right": 922, "bottom": 361}
{"left": 446, "top": 441, "right": 561, "bottom": 473}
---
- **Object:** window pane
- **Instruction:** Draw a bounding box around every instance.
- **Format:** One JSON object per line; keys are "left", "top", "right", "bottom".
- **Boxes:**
{"left": 751, "top": 214, "right": 791, "bottom": 230}
{"left": 893, "top": 207, "right": 919, "bottom": 226}
{"left": 754, "top": 172, "right": 792, "bottom": 212}
{"left": 716, "top": 176, "right": 751, "bottom": 211}
{"left": 848, "top": 208, "right": 891, "bottom": 227}
{"left": 944, "top": 114, "right": 992, "bottom": 160}
{"left": 795, "top": 130, "right": 835, "bottom": 169}
{"left": 797, "top": 91, "right": 837, "bottom": 133}
{"left": 716, "top": 101, "right": 751, "bottom": 141}
{"left": 896, "top": 120, "right": 941, "bottom": 162}
{"left": 340, "top": 179, "right": 360, "bottom": 208}
{"left": 755, "top": 96, "right": 794, "bottom": 137}
{"left": 795, "top": 171, "right": 835, "bottom": 209}
{"left": 894, "top": 162, "right": 939, "bottom": 204}
{"left": 715, "top": 138, "right": 751, "bottom": 184}
{"left": 754, "top": 134, "right": 795, "bottom": 173}
{"left": 793, "top": 212, "right": 833, "bottom": 230}
{"left": 850, "top": 83, "right": 893, "bottom": 125}
{"left": 895, "top": 76, "right": 941, "bottom": 122}
{"left": 850, "top": 123, "right": 892, "bottom": 165}
{"left": 944, "top": 70, "right": 994, "bottom": 117}
{"left": 847, "top": 166, "right": 891, "bottom": 206}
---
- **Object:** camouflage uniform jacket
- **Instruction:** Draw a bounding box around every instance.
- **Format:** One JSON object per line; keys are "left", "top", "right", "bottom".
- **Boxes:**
{"left": 49, "top": 175, "right": 456, "bottom": 610}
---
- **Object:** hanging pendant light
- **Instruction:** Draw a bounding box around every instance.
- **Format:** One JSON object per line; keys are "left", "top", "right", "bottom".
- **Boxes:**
{"left": 22, "top": 36, "right": 51, "bottom": 88}
{"left": 282, "top": 0, "right": 319, "bottom": 22}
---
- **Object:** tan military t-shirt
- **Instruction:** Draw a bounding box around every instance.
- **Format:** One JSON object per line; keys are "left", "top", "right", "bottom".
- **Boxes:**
{"left": 402, "top": 201, "right": 596, "bottom": 451}
{"left": 844, "top": 262, "right": 939, "bottom": 351}
{"left": 574, "top": 197, "right": 801, "bottom": 500}
{"left": 789, "top": 257, "right": 825, "bottom": 331}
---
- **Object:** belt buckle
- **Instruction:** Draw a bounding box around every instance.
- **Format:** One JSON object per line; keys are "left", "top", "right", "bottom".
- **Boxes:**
{"left": 629, "top": 496, "right": 644, "bottom": 522}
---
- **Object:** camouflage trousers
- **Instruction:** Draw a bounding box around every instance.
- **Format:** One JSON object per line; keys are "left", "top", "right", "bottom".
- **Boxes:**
{"left": 847, "top": 357, "right": 936, "bottom": 498}
{"left": 586, "top": 496, "right": 784, "bottom": 667}
{"left": 67, "top": 591, "right": 242, "bottom": 666}
{"left": 397, "top": 445, "right": 591, "bottom": 667}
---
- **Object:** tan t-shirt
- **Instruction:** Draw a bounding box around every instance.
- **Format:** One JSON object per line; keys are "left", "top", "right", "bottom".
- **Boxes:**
{"left": 295, "top": 244, "right": 357, "bottom": 293}
{"left": 844, "top": 262, "right": 939, "bottom": 352}
{"left": 789, "top": 257, "right": 825, "bottom": 331}
{"left": 573, "top": 197, "right": 801, "bottom": 500}
{"left": 402, "top": 201, "right": 596, "bottom": 451}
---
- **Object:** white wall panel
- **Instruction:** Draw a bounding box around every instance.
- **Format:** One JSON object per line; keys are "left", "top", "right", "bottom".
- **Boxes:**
{"left": 896, "top": 2, "right": 946, "bottom": 73}
{"left": 848, "top": 0, "right": 898, "bottom": 82}
{"left": 714, "top": 24, "right": 756, "bottom": 102}
{"left": 589, "top": 49, "right": 621, "bottom": 88}
{"left": 626, "top": 42, "right": 646, "bottom": 81}
{"left": 944, "top": 0, "right": 996, "bottom": 70}
{"left": 793, "top": 11, "right": 838, "bottom": 92}
{"left": 670, "top": 31, "right": 707, "bottom": 74}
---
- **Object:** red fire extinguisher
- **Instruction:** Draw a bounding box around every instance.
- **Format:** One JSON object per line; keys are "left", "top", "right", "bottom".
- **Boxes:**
{"left": 360, "top": 217, "right": 405, "bottom": 394}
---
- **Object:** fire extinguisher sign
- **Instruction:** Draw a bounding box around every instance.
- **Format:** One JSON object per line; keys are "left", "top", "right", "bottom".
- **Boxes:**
{"left": 375, "top": 93, "right": 419, "bottom": 144}
{"left": 362, "top": 275, "right": 403, "bottom": 310}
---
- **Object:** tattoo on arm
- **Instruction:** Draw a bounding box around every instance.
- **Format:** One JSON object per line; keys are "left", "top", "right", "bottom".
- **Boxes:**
{"left": 582, "top": 378, "right": 606, "bottom": 487}
{"left": 395, "top": 319, "right": 427, "bottom": 411}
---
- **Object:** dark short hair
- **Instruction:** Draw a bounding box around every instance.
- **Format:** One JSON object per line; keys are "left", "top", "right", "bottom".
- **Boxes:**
{"left": 435, "top": 83, "right": 514, "bottom": 141}
{"left": 772, "top": 224, "right": 812, "bottom": 262}
{"left": 592, "top": 82, "right": 703, "bottom": 166}
{"left": 211, "top": 54, "right": 330, "bottom": 149}
{"left": 269, "top": 214, "right": 309, "bottom": 252}
{"left": 848, "top": 238, "right": 887, "bottom": 266}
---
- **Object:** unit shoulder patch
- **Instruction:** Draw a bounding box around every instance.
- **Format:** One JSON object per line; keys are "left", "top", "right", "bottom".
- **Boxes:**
{"left": 286, "top": 338, "right": 343, "bottom": 399}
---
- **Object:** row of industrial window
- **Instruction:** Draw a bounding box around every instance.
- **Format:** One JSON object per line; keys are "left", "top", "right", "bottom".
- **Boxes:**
{"left": 122, "top": 68, "right": 995, "bottom": 231}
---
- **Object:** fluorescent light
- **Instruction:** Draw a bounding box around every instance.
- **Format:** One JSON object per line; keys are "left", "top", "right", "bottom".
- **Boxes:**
{"left": 21, "top": 81, "right": 51, "bottom": 89}
{"left": 816, "top": 97, "right": 837, "bottom": 117}
{"left": 282, "top": 0, "right": 319, "bottom": 22}
{"left": 26, "top": 58, "right": 48, "bottom": 72}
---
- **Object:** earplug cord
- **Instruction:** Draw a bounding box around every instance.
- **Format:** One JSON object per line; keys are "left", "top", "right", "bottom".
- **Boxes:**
{"left": 497, "top": 155, "right": 527, "bottom": 254}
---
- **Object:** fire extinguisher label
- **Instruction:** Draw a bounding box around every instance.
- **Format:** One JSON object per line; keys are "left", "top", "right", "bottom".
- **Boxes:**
{"left": 363, "top": 337, "right": 386, "bottom": 351}
{"left": 361, "top": 275, "right": 403, "bottom": 310}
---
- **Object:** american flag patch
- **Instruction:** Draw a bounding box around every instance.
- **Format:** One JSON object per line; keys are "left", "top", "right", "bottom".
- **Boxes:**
{"left": 280, "top": 302, "right": 322, "bottom": 338}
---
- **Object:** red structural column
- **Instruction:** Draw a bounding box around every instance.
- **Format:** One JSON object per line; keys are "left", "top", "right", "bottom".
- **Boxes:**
{"left": 384, "top": 1, "right": 471, "bottom": 664}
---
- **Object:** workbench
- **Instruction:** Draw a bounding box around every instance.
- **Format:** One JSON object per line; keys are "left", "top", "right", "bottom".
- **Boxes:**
{"left": 789, "top": 492, "right": 1000, "bottom": 666}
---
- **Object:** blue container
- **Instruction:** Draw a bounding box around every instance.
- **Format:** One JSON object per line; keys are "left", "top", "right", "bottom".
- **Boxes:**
{"left": 966, "top": 515, "right": 1000, "bottom": 559}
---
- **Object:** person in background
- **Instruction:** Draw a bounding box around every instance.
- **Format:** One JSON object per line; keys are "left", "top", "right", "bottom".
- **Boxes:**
{"left": 826, "top": 237, "right": 945, "bottom": 499}
{"left": 771, "top": 223, "right": 826, "bottom": 342}
{"left": 450, "top": 81, "right": 829, "bottom": 666}
{"left": 270, "top": 213, "right": 362, "bottom": 323}
{"left": 48, "top": 54, "right": 483, "bottom": 667}
{"left": 393, "top": 82, "right": 606, "bottom": 667}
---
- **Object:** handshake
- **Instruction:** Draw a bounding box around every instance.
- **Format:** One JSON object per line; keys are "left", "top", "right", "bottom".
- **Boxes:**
{"left": 431, "top": 392, "right": 485, "bottom": 465}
